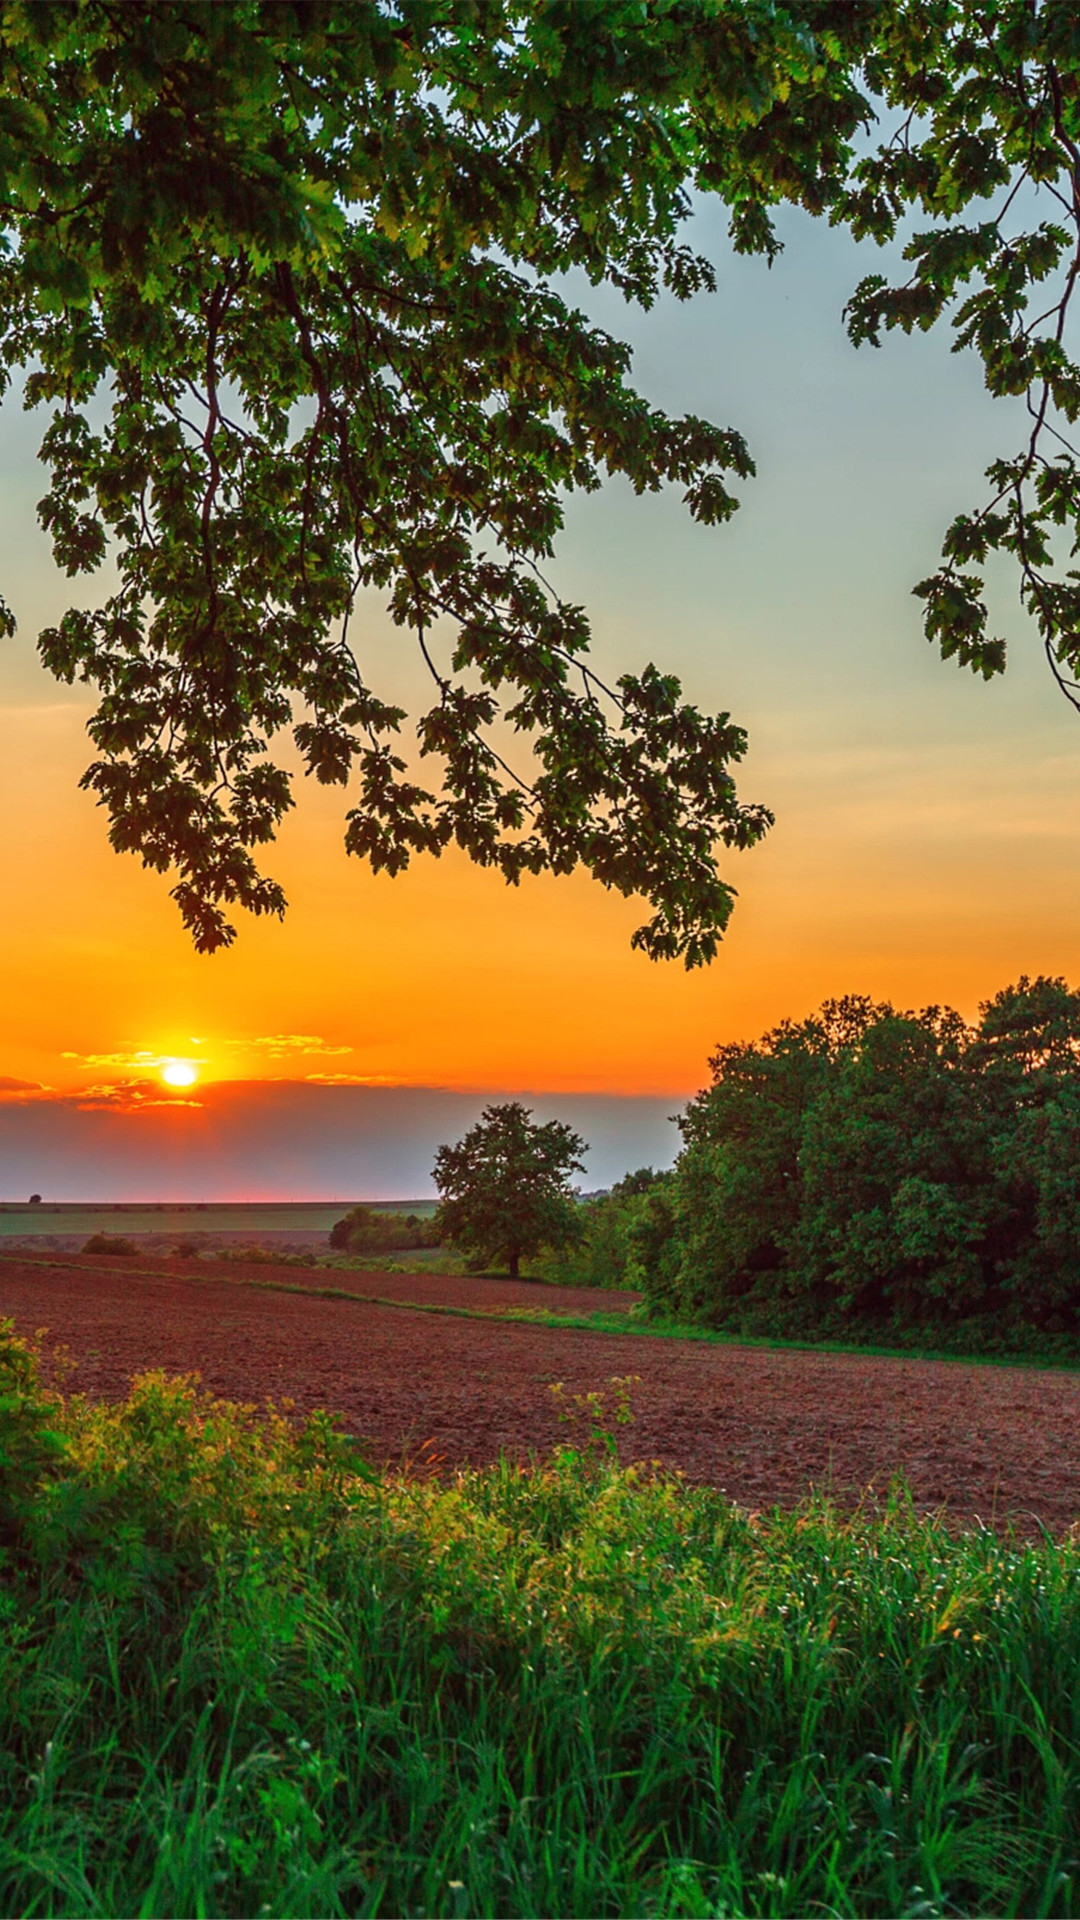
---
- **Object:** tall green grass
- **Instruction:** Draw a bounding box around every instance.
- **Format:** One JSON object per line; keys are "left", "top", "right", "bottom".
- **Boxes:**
{"left": 1, "top": 1322, "right": 1079, "bottom": 1917}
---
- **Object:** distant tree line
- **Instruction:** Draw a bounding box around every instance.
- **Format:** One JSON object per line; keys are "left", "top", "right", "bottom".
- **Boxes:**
{"left": 628, "top": 977, "right": 1080, "bottom": 1354}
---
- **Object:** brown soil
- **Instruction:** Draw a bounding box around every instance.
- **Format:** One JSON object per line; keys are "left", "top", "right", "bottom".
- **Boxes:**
{"left": 4, "top": 1250, "right": 1080, "bottom": 1535}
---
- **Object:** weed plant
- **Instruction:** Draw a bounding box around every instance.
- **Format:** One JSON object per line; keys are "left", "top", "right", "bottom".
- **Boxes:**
{"left": 213, "top": 1244, "right": 319, "bottom": 1269}
{"left": 322, "top": 1246, "right": 468, "bottom": 1277}
{"left": 2, "top": 1321, "right": 1080, "bottom": 1918}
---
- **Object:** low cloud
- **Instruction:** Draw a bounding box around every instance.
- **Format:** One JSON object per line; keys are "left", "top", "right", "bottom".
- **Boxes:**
{"left": 74, "top": 1080, "right": 204, "bottom": 1114}
{"left": 0, "top": 1076, "right": 47, "bottom": 1098}
{"left": 64, "top": 1048, "right": 157, "bottom": 1069}
{"left": 305, "top": 1072, "right": 396, "bottom": 1086}
{"left": 252, "top": 1034, "right": 353, "bottom": 1058}
{"left": 59, "top": 1038, "right": 351, "bottom": 1079}
{"left": 62, "top": 1049, "right": 196, "bottom": 1075}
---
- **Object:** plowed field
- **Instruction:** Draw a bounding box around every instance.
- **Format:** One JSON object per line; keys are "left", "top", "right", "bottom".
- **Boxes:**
{"left": 3, "top": 1250, "right": 1079, "bottom": 1534}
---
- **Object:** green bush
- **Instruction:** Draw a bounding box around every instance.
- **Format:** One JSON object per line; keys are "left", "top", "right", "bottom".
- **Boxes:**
{"left": 328, "top": 1207, "right": 441, "bottom": 1255}
{"left": 215, "top": 1244, "right": 318, "bottom": 1268}
{"left": 81, "top": 1233, "right": 139, "bottom": 1256}
{"left": 0, "top": 1322, "right": 68, "bottom": 1549}
{"left": 533, "top": 1169, "right": 662, "bottom": 1288}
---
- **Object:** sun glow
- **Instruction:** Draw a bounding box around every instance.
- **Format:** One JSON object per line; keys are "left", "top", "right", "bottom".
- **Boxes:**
{"left": 160, "top": 1060, "right": 199, "bottom": 1088}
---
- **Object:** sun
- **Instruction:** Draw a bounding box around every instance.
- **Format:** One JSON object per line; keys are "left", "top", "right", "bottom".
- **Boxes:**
{"left": 160, "top": 1060, "right": 199, "bottom": 1088}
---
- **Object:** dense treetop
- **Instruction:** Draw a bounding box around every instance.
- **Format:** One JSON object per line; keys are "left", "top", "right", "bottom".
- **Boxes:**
{"left": 3, "top": 2, "right": 1079, "bottom": 954}
{"left": 635, "top": 975, "right": 1080, "bottom": 1343}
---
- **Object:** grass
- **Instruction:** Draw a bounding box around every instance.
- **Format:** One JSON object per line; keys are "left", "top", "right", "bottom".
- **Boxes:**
{"left": 2, "top": 1324, "right": 1080, "bottom": 1917}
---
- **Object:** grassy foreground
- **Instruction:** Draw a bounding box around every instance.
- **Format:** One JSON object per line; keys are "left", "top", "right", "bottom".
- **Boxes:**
{"left": 1, "top": 1326, "right": 1079, "bottom": 1918}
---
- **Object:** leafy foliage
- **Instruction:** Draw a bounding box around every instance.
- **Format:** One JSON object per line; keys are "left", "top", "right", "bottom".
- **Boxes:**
{"left": 214, "top": 1242, "right": 319, "bottom": 1267}
{"left": 535, "top": 1165, "right": 664, "bottom": 1288}
{"left": 4, "top": 0, "right": 848, "bottom": 958}
{"left": 638, "top": 976, "right": 1080, "bottom": 1345}
{"left": 9, "top": 3, "right": 1080, "bottom": 958}
{"left": 0, "top": 1323, "right": 67, "bottom": 1551}
{"left": 434, "top": 1099, "right": 585, "bottom": 1277}
{"left": 840, "top": 2, "right": 1080, "bottom": 708}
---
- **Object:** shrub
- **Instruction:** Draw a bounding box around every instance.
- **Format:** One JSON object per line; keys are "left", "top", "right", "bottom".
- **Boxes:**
{"left": 81, "top": 1232, "right": 138, "bottom": 1256}
{"left": 215, "top": 1244, "right": 318, "bottom": 1268}
{"left": 0, "top": 1320, "right": 68, "bottom": 1547}
{"left": 534, "top": 1169, "right": 663, "bottom": 1288}
{"left": 328, "top": 1206, "right": 440, "bottom": 1254}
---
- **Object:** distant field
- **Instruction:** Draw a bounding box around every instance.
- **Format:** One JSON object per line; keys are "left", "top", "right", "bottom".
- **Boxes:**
{"left": 0, "top": 1199, "right": 437, "bottom": 1240}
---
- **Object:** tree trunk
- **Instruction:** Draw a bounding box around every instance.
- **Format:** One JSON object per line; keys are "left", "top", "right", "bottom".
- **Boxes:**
{"left": 508, "top": 1248, "right": 519, "bottom": 1278}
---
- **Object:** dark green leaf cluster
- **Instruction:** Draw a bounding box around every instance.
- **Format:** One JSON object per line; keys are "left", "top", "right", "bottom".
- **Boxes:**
{"left": 434, "top": 1099, "right": 585, "bottom": 1277}
{"left": 638, "top": 975, "right": 1080, "bottom": 1346}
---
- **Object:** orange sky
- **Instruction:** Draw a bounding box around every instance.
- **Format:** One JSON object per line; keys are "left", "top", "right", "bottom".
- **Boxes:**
{"left": 3, "top": 661, "right": 1078, "bottom": 1107}
{"left": 3, "top": 201, "right": 1080, "bottom": 1118}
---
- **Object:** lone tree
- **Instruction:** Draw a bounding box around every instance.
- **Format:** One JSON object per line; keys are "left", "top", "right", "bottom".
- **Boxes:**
{"left": 4, "top": 3, "right": 1080, "bottom": 953}
{"left": 433, "top": 1102, "right": 586, "bottom": 1278}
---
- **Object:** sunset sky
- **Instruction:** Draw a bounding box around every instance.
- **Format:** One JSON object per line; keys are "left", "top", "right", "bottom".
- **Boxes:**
{"left": 3, "top": 196, "right": 1078, "bottom": 1195}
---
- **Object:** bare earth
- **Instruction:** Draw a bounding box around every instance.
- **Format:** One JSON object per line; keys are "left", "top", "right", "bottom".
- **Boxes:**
{"left": 3, "top": 1250, "right": 1080, "bottom": 1534}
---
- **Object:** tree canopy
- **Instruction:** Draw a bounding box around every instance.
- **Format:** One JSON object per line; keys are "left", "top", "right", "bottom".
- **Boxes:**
{"left": 433, "top": 1100, "right": 585, "bottom": 1277}
{"left": 637, "top": 977, "right": 1080, "bottom": 1347}
{"left": 3, "top": 2, "right": 1079, "bottom": 956}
